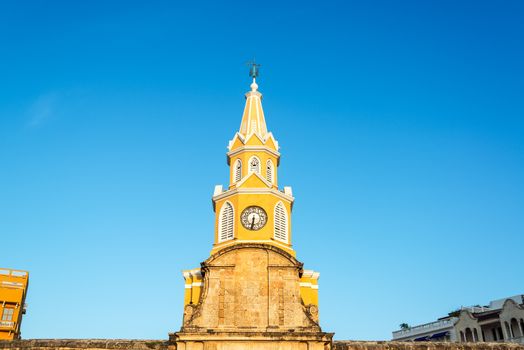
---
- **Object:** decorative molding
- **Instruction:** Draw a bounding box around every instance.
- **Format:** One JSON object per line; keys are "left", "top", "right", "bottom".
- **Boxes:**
{"left": 212, "top": 239, "right": 294, "bottom": 255}
{"left": 227, "top": 145, "right": 280, "bottom": 160}
{"left": 212, "top": 186, "right": 294, "bottom": 204}
{"left": 213, "top": 185, "right": 223, "bottom": 197}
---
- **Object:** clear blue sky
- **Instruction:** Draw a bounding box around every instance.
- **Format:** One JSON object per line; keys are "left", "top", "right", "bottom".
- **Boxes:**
{"left": 1, "top": 0, "right": 523, "bottom": 341}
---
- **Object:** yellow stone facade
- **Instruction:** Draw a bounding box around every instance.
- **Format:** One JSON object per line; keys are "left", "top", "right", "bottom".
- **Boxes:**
{"left": 173, "top": 76, "right": 331, "bottom": 349}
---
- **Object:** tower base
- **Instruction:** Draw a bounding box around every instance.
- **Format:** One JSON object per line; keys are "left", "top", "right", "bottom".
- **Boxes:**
{"left": 169, "top": 331, "right": 334, "bottom": 350}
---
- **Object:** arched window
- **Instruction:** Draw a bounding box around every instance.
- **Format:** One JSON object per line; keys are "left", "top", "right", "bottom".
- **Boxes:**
{"left": 218, "top": 202, "right": 234, "bottom": 242}
{"left": 266, "top": 160, "right": 274, "bottom": 183}
{"left": 249, "top": 156, "right": 260, "bottom": 174}
{"left": 465, "top": 328, "right": 473, "bottom": 342}
{"left": 234, "top": 159, "right": 242, "bottom": 183}
{"left": 274, "top": 202, "right": 288, "bottom": 242}
{"left": 505, "top": 322, "right": 512, "bottom": 339}
{"left": 511, "top": 318, "right": 522, "bottom": 338}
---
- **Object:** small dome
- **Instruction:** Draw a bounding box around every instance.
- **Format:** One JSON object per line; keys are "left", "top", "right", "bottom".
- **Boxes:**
{"left": 250, "top": 80, "right": 258, "bottom": 92}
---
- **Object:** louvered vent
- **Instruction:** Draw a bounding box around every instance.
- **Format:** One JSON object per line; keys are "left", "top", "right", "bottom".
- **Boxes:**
{"left": 249, "top": 157, "right": 260, "bottom": 174}
{"left": 219, "top": 202, "right": 234, "bottom": 242}
{"left": 266, "top": 160, "right": 273, "bottom": 183}
{"left": 274, "top": 202, "right": 288, "bottom": 242}
{"left": 235, "top": 160, "right": 242, "bottom": 182}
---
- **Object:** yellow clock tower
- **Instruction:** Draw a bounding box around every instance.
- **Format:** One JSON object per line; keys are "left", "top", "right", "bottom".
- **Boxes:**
{"left": 171, "top": 65, "right": 332, "bottom": 350}
{"left": 211, "top": 73, "right": 294, "bottom": 257}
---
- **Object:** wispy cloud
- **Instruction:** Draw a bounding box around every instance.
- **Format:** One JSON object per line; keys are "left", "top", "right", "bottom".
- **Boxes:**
{"left": 27, "top": 92, "right": 59, "bottom": 128}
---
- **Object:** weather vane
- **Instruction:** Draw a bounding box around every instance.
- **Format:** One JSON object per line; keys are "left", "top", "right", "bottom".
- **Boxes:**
{"left": 247, "top": 59, "right": 261, "bottom": 79}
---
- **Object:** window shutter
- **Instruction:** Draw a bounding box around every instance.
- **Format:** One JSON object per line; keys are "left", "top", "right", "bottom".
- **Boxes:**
{"left": 235, "top": 160, "right": 242, "bottom": 182}
{"left": 266, "top": 160, "right": 273, "bottom": 183}
{"left": 219, "top": 202, "right": 234, "bottom": 242}
{"left": 249, "top": 157, "right": 260, "bottom": 174}
{"left": 274, "top": 202, "right": 288, "bottom": 242}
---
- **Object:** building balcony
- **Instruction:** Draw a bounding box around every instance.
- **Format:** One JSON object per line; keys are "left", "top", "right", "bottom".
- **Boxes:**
{"left": 505, "top": 337, "right": 524, "bottom": 344}
{"left": 392, "top": 318, "right": 457, "bottom": 340}
{"left": 0, "top": 321, "right": 15, "bottom": 329}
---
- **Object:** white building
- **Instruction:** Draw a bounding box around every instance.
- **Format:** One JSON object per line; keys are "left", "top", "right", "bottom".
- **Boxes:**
{"left": 392, "top": 295, "right": 524, "bottom": 343}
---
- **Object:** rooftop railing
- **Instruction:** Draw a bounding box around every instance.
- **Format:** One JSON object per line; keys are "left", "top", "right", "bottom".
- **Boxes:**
{"left": 0, "top": 268, "right": 28, "bottom": 279}
{"left": 507, "top": 336, "right": 524, "bottom": 344}
{"left": 392, "top": 318, "right": 457, "bottom": 339}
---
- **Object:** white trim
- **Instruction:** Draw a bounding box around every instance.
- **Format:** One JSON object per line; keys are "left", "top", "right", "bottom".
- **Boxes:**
{"left": 213, "top": 185, "right": 223, "bottom": 197}
{"left": 244, "top": 132, "right": 266, "bottom": 145}
{"left": 190, "top": 268, "right": 202, "bottom": 278}
{"left": 184, "top": 284, "right": 192, "bottom": 289}
{"left": 213, "top": 187, "right": 294, "bottom": 204}
{"left": 239, "top": 96, "right": 251, "bottom": 135}
{"left": 214, "top": 239, "right": 292, "bottom": 251}
{"left": 244, "top": 90, "right": 262, "bottom": 99}
{"left": 191, "top": 282, "right": 204, "bottom": 287}
{"left": 248, "top": 155, "right": 261, "bottom": 175}
{"left": 302, "top": 270, "right": 314, "bottom": 278}
{"left": 311, "top": 272, "right": 320, "bottom": 280}
{"left": 228, "top": 133, "right": 246, "bottom": 150}
{"left": 227, "top": 132, "right": 279, "bottom": 153}
{"left": 182, "top": 269, "right": 202, "bottom": 279}
{"left": 299, "top": 282, "right": 318, "bottom": 290}
{"left": 227, "top": 146, "right": 280, "bottom": 159}
{"left": 235, "top": 170, "right": 273, "bottom": 189}
{"left": 266, "top": 159, "right": 274, "bottom": 184}
{"left": 0, "top": 281, "right": 24, "bottom": 288}
{"left": 255, "top": 95, "right": 263, "bottom": 135}
{"left": 233, "top": 159, "right": 242, "bottom": 183}
{"left": 264, "top": 132, "right": 279, "bottom": 150}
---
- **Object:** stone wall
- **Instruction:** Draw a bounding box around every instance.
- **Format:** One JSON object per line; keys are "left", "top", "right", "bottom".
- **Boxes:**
{"left": 1, "top": 340, "right": 523, "bottom": 350}
{"left": 181, "top": 244, "right": 319, "bottom": 333}
{"left": 334, "top": 341, "right": 524, "bottom": 350}
{"left": 0, "top": 340, "right": 168, "bottom": 350}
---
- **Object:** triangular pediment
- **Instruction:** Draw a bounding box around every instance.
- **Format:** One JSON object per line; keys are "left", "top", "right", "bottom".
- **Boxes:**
{"left": 228, "top": 133, "right": 246, "bottom": 151}
{"left": 264, "top": 132, "right": 279, "bottom": 151}
{"left": 236, "top": 171, "right": 272, "bottom": 189}
{"left": 245, "top": 132, "right": 265, "bottom": 146}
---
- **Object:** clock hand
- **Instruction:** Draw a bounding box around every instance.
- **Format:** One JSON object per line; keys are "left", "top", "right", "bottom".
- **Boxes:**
{"left": 251, "top": 216, "right": 255, "bottom": 229}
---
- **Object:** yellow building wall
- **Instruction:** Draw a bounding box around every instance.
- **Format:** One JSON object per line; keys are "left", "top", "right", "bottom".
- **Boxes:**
{"left": 182, "top": 268, "right": 203, "bottom": 306}
{"left": 299, "top": 270, "right": 319, "bottom": 307}
{"left": 0, "top": 268, "right": 29, "bottom": 340}
{"left": 229, "top": 151, "right": 279, "bottom": 189}
{"left": 212, "top": 192, "right": 293, "bottom": 256}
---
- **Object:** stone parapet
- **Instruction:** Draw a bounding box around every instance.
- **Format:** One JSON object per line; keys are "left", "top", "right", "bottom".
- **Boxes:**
{"left": 333, "top": 341, "right": 524, "bottom": 350}
{"left": 0, "top": 340, "right": 168, "bottom": 350}
{"left": 1, "top": 340, "right": 523, "bottom": 350}
{"left": 170, "top": 330, "right": 333, "bottom": 350}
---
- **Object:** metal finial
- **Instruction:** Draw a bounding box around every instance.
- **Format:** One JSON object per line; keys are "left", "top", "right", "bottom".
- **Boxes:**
{"left": 246, "top": 59, "right": 261, "bottom": 79}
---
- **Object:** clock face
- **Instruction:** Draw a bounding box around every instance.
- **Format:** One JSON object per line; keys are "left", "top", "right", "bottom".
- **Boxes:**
{"left": 240, "top": 206, "right": 267, "bottom": 230}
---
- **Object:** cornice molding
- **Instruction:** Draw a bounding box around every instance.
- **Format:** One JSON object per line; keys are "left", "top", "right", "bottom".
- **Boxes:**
{"left": 227, "top": 146, "right": 280, "bottom": 162}
{"left": 206, "top": 242, "right": 300, "bottom": 267}
{"left": 212, "top": 187, "right": 295, "bottom": 205}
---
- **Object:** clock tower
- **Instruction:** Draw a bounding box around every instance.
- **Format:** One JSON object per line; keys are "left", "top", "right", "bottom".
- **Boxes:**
{"left": 171, "top": 66, "right": 332, "bottom": 350}
{"left": 211, "top": 74, "right": 295, "bottom": 257}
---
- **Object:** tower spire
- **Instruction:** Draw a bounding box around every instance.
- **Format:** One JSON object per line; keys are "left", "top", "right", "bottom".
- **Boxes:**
{"left": 239, "top": 60, "right": 267, "bottom": 137}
